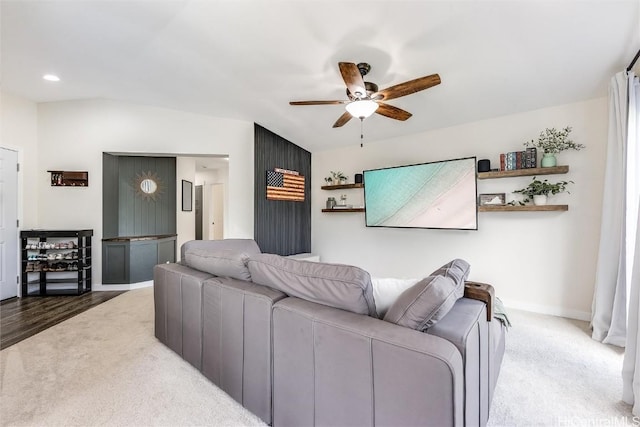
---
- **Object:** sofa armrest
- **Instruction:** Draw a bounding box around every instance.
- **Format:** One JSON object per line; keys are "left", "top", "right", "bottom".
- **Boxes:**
{"left": 272, "top": 297, "right": 464, "bottom": 426}
{"left": 464, "top": 281, "right": 495, "bottom": 321}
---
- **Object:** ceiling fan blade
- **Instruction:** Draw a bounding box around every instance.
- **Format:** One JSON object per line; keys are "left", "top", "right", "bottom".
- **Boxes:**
{"left": 375, "top": 103, "right": 412, "bottom": 121}
{"left": 338, "top": 62, "right": 367, "bottom": 98}
{"left": 373, "top": 74, "right": 441, "bottom": 101}
{"left": 332, "top": 111, "right": 353, "bottom": 128}
{"left": 290, "top": 100, "right": 349, "bottom": 105}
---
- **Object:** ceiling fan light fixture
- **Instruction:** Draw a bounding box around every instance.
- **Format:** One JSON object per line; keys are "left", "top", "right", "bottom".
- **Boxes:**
{"left": 290, "top": 62, "right": 440, "bottom": 128}
{"left": 345, "top": 99, "right": 379, "bottom": 119}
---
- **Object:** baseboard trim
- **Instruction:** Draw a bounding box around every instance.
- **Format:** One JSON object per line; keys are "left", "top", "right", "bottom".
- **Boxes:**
{"left": 500, "top": 298, "right": 591, "bottom": 321}
{"left": 92, "top": 281, "right": 153, "bottom": 292}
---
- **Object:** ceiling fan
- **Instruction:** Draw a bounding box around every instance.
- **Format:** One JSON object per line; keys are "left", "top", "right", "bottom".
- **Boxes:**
{"left": 290, "top": 62, "right": 441, "bottom": 128}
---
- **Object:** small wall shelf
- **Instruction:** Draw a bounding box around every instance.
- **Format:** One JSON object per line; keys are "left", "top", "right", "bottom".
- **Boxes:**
{"left": 321, "top": 208, "right": 365, "bottom": 213}
{"left": 48, "top": 170, "right": 89, "bottom": 187}
{"left": 478, "top": 165, "right": 569, "bottom": 180}
{"left": 478, "top": 205, "right": 568, "bottom": 212}
{"left": 321, "top": 183, "right": 364, "bottom": 190}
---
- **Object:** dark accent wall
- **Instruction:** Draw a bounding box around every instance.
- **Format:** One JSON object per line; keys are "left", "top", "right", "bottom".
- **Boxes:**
{"left": 102, "top": 155, "right": 176, "bottom": 238}
{"left": 254, "top": 124, "right": 311, "bottom": 255}
{"left": 103, "top": 153, "right": 119, "bottom": 238}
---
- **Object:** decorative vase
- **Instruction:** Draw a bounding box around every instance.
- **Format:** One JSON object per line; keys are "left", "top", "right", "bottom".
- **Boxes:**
{"left": 533, "top": 195, "right": 548, "bottom": 206}
{"left": 326, "top": 197, "right": 336, "bottom": 209}
{"left": 541, "top": 153, "right": 557, "bottom": 168}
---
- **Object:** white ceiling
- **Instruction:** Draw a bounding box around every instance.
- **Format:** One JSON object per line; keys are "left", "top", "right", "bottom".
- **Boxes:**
{"left": 1, "top": 1, "right": 638, "bottom": 152}
{"left": 194, "top": 156, "right": 229, "bottom": 171}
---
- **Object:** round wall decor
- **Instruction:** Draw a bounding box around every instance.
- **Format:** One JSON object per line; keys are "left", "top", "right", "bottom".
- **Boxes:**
{"left": 134, "top": 171, "right": 163, "bottom": 201}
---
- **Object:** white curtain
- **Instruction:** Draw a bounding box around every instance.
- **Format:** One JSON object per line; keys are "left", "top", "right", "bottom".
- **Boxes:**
{"left": 591, "top": 72, "right": 634, "bottom": 346}
{"left": 623, "top": 73, "right": 640, "bottom": 413}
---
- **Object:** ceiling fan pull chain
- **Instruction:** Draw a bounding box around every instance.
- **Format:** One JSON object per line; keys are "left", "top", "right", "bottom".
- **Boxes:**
{"left": 360, "top": 118, "right": 364, "bottom": 147}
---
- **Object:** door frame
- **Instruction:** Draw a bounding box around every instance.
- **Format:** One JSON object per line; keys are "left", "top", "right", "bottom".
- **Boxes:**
{"left": 0, "top": 145, "right": 23, "bottom": 298}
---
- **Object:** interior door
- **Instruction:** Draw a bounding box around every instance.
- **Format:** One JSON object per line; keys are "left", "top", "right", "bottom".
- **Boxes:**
{"left": 211, "top": 183, "right": 224, "bottom": 240}
{"left": 0, "top": 148, "right": 19, "bottom": 300}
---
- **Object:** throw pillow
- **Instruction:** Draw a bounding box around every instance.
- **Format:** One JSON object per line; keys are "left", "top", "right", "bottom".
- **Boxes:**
{"left": 430, "top": 258, "right": 470, "bottom": 299}
{"left": 383, "top": 259, "right": 470, "bottom": 331}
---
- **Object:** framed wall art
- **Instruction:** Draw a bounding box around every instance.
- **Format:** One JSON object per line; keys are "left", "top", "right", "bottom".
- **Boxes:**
{"left": 182, "top": 180, "right": 193, "bottom": 211}
{"left": 479, "top": 193, "right": 506, "bottom": 206}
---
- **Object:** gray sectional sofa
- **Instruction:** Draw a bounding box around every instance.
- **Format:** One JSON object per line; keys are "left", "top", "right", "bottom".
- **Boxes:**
{"left": 153, "top": 239, "right": 505, "bottom": 426}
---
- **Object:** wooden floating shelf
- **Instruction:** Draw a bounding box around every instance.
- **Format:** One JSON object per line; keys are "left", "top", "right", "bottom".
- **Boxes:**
{"left": 321, "top": 208, "right": 365, "bottom": 213}
{"left": 478, "top": 205, "right": 568, "bottom": 212}
{"left": 478, "top": 165, "right": 569, "bottom": 180}
{"left": 321, "top": 183, "right": 364, "bottom": 190}
{"left": 47, "top": 170, "right": 89, "bottom": 187}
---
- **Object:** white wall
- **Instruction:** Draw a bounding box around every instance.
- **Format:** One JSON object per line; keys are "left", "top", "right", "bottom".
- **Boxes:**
{"left": 176, "top": 157, "right": 196, "bottom": 258}
{"left": 0, "top": 92, "right": 38, "bottom": 229}
{"left": 37, "top": 99, "right": 254, "bottom": 285}
{"left": 312, "top": 98, "right": 608, "bottom": 319}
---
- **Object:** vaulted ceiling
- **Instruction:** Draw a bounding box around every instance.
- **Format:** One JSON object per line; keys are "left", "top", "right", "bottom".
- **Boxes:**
{"left": 1, "top": 1, "right": 638, "bottom": 151}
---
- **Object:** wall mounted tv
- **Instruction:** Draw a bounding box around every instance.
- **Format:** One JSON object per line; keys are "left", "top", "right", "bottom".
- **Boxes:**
{"left": 363, "top": 157, "right": 478, "bottom": 230}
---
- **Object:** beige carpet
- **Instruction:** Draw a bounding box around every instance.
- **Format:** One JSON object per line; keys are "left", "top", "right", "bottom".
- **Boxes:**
{"left": 0, "top": 287, "right": 264, "bottom": 426}
{"left": 0, "top": 287, "right": 634, "bottom": 426}
{"left": 488, "top": 309, "right": 633, "bottom": 426}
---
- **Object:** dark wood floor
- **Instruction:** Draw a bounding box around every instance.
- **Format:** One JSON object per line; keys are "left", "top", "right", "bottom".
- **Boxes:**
{"left": 0, "top": 291, "right": 125, "bottom": 350}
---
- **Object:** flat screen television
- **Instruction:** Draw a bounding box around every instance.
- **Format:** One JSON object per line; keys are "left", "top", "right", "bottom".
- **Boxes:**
{"left": 363, "top": 157, "right": 477, "bottom": 230}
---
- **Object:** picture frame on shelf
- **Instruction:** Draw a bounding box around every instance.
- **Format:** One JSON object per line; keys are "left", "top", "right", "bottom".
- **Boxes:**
{"left": 479, "top": 193, "right": 506, "bottom": 206}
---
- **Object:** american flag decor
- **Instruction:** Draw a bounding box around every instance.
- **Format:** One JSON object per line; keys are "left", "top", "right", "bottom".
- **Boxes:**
{"left": 266, "top": 170, "right": 305, "bottom": 202}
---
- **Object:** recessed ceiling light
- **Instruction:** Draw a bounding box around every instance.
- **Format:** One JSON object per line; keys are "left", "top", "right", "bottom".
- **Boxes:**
{"left": 43, "top": 74, "right": 60, "bottom": 82}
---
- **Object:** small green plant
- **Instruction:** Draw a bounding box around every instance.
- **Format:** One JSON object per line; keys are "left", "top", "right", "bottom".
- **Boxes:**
{"left": 330, "top": 171, "right": 347, "bottom": 182}
{"left": 512, "top": 177, "right": 573, "bottom": 203}
{"left": 524, "top": 126, "right": 585, "bottom": 154}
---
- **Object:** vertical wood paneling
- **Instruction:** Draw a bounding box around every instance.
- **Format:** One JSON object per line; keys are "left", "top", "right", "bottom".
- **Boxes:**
{"left": 154, "top": 158, "right": 162, "bottom": 234}
{"left": 102, "top": 154, "right": 119, "bottom": 239}
{"left": 163, "top": 158, "right": 177, "bottom": 234}
{"left": 103, "top": 155, "right": 176, "bottom": 238}
{"left": 254, "top": 124, "right": 311, "bottom": 255}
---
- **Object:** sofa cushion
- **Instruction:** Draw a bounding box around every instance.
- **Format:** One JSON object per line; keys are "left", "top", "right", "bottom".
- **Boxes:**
{"left": 383, "top": 259, "right": 470, "bottom": 331}
{"left": 180, "top": 239, "right": 261, "bottom": 262}
{"left": 247, "top": 253, "right": 378, "bottom": 317}
{"left": 184, "top": 248, "right": 252, "bottom": 281}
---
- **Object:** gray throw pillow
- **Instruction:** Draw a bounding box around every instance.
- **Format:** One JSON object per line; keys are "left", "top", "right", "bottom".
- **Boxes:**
{"left": 430, "top": 258, "right": 470, "bottom": 300}
{"left": 184, "top": 248, "right": 252, "bottom": 281}
{"left": 383, "top": 259, "right": 470, "bottom": 331}
{"left": 248, "top": 253, "right": 378, "bottom": 317}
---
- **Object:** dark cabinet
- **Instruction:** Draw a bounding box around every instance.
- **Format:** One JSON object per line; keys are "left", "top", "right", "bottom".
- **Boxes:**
{"left": 102, "top": 234, "right": 176, "bottom": 284}
{"left": 20, "top": 229, "right": 93, "bottom": 296}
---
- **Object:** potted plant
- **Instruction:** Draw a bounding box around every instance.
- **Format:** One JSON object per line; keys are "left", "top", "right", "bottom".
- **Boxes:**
{"left": 513, "top": 177, "right": 573, "bottom": 206}
{"left": 524, "top": 126, "right": 585, "bottom": 167}
{"left": 330, "top": 171, "right": 348, "bottom": 185}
